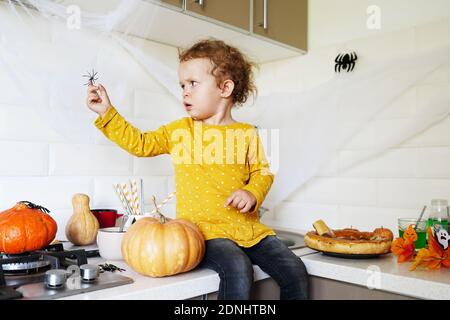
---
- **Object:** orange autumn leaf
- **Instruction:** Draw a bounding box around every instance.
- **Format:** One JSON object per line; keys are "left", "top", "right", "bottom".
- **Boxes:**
{"left": 398, "top": 244, "right": 415, "bottom": 262}
{"left": 391, "top": 237, "right": 415, "bottom": 263}
{"left": 410, "top": 248, "right": 430, "bottom": 271}
{"left": 391, "top": 237, "right": 405, "bottom": 255}
{"left": 411, "top": 248, "right": 442, "bottom": 270}
{"left": 426, "top": 227, "right": 444, "bottom": 256}
{"left": 424, "top": 250, "right": 443, "bottom": 270}
{"left": 441, "top": 255, "right": 450, "bottom": 268}
{"left": 411, "top": 227, "right": 450, "bottom": 270}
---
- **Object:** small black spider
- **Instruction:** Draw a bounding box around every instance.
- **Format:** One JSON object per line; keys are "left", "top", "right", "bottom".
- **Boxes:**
{"left": 82, "top": 68, "right": 98, "bottom": 86}
{"left": 335, "top": 52, "right": 358, "bottom": 73}
{"left": 18, "top": 201, "right": 50, "bottom": 213}
{"left": 99, "top": 263, "right": 125, "bottom": 273}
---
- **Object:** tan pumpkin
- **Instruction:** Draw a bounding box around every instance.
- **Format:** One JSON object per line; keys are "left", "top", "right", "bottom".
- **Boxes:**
{"left": 0, "top": 201, "right": 57, "bottom": 254}
{"left": 121, "top": 196, "right": 205, "bottom": 277}
{"left": 65, "top": 194, "right": 99, "bottom": 246}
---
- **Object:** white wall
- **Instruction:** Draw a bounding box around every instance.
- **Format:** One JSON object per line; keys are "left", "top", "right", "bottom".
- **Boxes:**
{"left": 0, "top": 5, "right": 182, "bottom": 240}
{"left": 308, "top": 0, "right": 450, "bottom": 50}
{"left": 260, "top": 1, "right": 450, "bottom": 234}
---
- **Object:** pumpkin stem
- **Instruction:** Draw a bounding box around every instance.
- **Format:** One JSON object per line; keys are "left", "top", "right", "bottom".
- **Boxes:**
{"left": 151, "top": 195, "right": 167, "bottom": 224}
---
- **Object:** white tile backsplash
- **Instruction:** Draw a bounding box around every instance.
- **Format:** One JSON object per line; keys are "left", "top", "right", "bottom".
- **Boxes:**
{"left": 418, "top": 64, "right": 450, "bottom": 85}
{"left": 0, "top": 105, "right": 65, "bottom": 142}
{"left": 0, "top": 142, "right": 48, "bottom": 176}
{"left": 272, "top": 201, "right": 339, "bottom": 231}
{"left": 272, "top": 7, "right": 450, "bottom": 229}
{"left": 0, "top": 177, "right": 93, "bottom": 211}
{"left": 415, "top": 18, "right": 450, "bottom": 53}
{"left": 377, "top": 179, "right": 450, "bottom": 209}
{"left": 417, "top": 147, "right": 450, "bottom": 178}
{"left": 403, "top": 115, "right": 450, "bottom": 147}
{"left": 339, "top": 150, "right": 377, "bottom": 178}
{"left": 133, "top": 154, "right": 174, "bottom": 176}
{"left": 337, "top": 178, "right": 377, "bottom": 207}
{"left": 374, "top": 148, "right": 418, "bottom": 178}
{"left": 92, "top": 176, "right": 139, "bottom": 212}
{"left": 1, "top": 1, "right": 450, "bottom": 238}
{"left": 49, "top": 143, "right": 132, "bottom": 176}
{"left": 0, "top": 74, "right": 24, "bottom": 106}
{"left": 416, "top": 83, "right": 450, "bottom": 116}
{"left": 337, "top": 205, "right": 417, "bottom": 233}
{"left": 142, "top": 176, "right": 170, "bottom": 208}
{"left": 301, "top": 178, "right": 339, "bottom": 205}
{"left": 134, "top": 89, "right": 184, "bottom": 121}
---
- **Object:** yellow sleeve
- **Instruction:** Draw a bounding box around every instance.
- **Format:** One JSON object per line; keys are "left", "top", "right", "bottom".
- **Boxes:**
{"left": 94, "top": 105, "right": 170, "bottom": 157}
{"left": 241, "top": 128, "right": 275, "bottom": 214}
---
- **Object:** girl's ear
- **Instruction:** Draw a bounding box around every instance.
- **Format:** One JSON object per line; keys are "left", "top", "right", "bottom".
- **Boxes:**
{"left": 220, "top": 79, "right": 235, "bottom": 99}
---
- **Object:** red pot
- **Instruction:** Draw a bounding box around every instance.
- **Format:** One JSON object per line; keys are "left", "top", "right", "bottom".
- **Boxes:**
{"left": 91, "top": 209, "right": 122, "bottom": 229}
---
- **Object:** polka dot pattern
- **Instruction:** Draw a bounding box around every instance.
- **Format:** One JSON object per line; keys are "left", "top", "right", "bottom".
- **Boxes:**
{"left": 94, "top": 109, "right": 276, "bottom": 247}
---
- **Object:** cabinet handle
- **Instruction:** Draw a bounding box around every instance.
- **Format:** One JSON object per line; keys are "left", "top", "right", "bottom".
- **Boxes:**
{"left": 258, "top": 0, "right": 268, "bottom": 30}
{"left": 194, "top": 0, "right": 204, "bottom": 6}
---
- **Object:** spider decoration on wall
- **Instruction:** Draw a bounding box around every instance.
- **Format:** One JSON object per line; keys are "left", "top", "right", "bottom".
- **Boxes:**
{"left": 82, "top": 68, "right": 99, "bottom": 86}
{"left": 335, "top": 52, "right": 358, "bottom": 73}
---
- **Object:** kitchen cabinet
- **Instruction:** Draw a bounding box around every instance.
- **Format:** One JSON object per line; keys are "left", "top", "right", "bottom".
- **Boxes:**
{"left": 160, "top": 0, "right": 184, "bottom": 9}
{"left": 190, "top": 276, "right": 419, "bottom": 300}
{"left": 189, "top": 278, "right": 280, "bottom": 300}
{"left": 310, "top": 276, "right": 417, "bottom": 300}
{"left": 253, "top": 0, "right": 308, "bottom": 51}
{"left": 185, "top": 0, "right": 251, "bottom": 31}
{"left": 119, "top": 0, "right": 306, "bottom": 63}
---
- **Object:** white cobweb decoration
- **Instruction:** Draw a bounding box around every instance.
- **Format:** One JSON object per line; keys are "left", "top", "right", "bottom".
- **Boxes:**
{"left": 1, "top": 0, "right": 450, "bottom": 210}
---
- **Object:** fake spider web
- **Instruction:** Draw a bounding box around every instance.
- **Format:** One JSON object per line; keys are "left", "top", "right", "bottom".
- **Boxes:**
{"left": 1, "top": 0, "right": 450, "bottom": 211}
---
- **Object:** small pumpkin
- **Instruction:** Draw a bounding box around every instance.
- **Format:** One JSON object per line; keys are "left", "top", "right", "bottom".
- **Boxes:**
{"left": 121, "top": 196, "right": 205, "bottom": 277}
{"left": 0, "top": 201, "right": 57, "bottom": 254}
{"left": 373, "top": 227, "right": 394, "bottom": 241}
{"left": 65, "top": 193, "right": 99, "bottom": 246}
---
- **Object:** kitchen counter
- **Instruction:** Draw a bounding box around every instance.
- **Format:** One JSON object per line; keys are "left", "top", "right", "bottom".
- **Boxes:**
{"left": 301, "top": 251, "right": 450, "bottom": 300}
{"left": 58, "top": 226, "right": 450, "bottom": 300}
{"left": 58, "top": 247, "right": 317, "bottom": 300}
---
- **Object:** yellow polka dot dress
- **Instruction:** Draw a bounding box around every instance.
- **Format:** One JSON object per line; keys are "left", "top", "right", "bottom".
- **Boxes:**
{"left": 95, "top": 105, "right": 276, "bottom": 247}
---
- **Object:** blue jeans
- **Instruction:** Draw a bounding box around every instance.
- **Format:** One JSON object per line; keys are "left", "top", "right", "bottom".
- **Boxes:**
{"left": 198, "top": 235, "right": 309, "bottom": 300}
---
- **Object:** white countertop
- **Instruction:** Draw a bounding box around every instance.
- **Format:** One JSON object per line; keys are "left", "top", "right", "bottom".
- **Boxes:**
{"left": 301, "top": 251, "right": 450, "bottom": 300}
{"left": 59, "top": 246, "right": 317, "bottom": 300}
{"left": 59, "top": 226, "right": 450, "bottom": 300}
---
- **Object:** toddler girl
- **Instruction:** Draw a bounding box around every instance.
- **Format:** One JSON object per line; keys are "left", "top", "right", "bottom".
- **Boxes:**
{"left": 86, "top": 39, "right": 308, "bottom": 300}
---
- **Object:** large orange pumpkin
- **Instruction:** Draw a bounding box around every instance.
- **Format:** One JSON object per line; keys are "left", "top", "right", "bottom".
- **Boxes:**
{"left": 121, "top": 204, "right": 205, "bottom": 277}
{"left": 0, "top": 201, "right": 58, "bottom": 254}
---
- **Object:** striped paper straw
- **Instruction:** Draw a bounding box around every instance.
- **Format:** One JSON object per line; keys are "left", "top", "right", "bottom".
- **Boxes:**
{"left": 130, "top": 179, "right": 140, "bottom": 215}
{"left": 122, "top": 182, "right": 135, "bottom": 215}
{"left": 139, "top": 178, "right": 144, "bottom": 217}
{"left": 150, "top": 191, "right": 176, "bottom": 214}
{"left": 114, "top": 183, "right": 132, "bottom": 215}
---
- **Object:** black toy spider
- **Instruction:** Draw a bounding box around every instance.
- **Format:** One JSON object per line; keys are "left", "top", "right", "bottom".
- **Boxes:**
{"left": 82, "top": 68, "right": 99, "bottom": 86}
{"left": 18, "top": 201, "right": 50, "bottom": 213}
{"left": 335, "top": 52, "right": 358, "bottom": 73}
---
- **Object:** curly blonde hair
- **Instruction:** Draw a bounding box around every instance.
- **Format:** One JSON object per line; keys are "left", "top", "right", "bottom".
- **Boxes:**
{"left": 178, "top": 38, "right": 258, "bottom": 106}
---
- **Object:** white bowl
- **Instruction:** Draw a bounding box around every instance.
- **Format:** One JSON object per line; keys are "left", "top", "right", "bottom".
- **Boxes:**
{"left": 96, "top": 227, "right": 126, "bottom": 261}
{"left": 122, "top": 214, "right": 153, "bottom": 228}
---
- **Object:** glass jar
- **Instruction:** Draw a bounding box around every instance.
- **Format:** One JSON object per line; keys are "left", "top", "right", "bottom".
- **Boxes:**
{"left": 426, "top": 199, "right": 449, "bottom": 232}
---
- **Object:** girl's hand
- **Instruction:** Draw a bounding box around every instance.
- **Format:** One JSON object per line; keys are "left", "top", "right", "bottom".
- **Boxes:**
{"left": 224, "top": 189, "right": 257, "bottom": 213}
{"left": 86, "top": 83, "right": 112, "bottom": 117}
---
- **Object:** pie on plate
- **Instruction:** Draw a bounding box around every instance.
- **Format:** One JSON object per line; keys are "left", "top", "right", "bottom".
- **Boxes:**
{"left": 304, "top": 220, "right": 394, "bottom": 255}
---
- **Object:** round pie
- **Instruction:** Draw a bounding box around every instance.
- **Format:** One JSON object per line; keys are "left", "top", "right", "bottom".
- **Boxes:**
{"left": 305, "top": 227, "right": 394, "bottom": 255}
